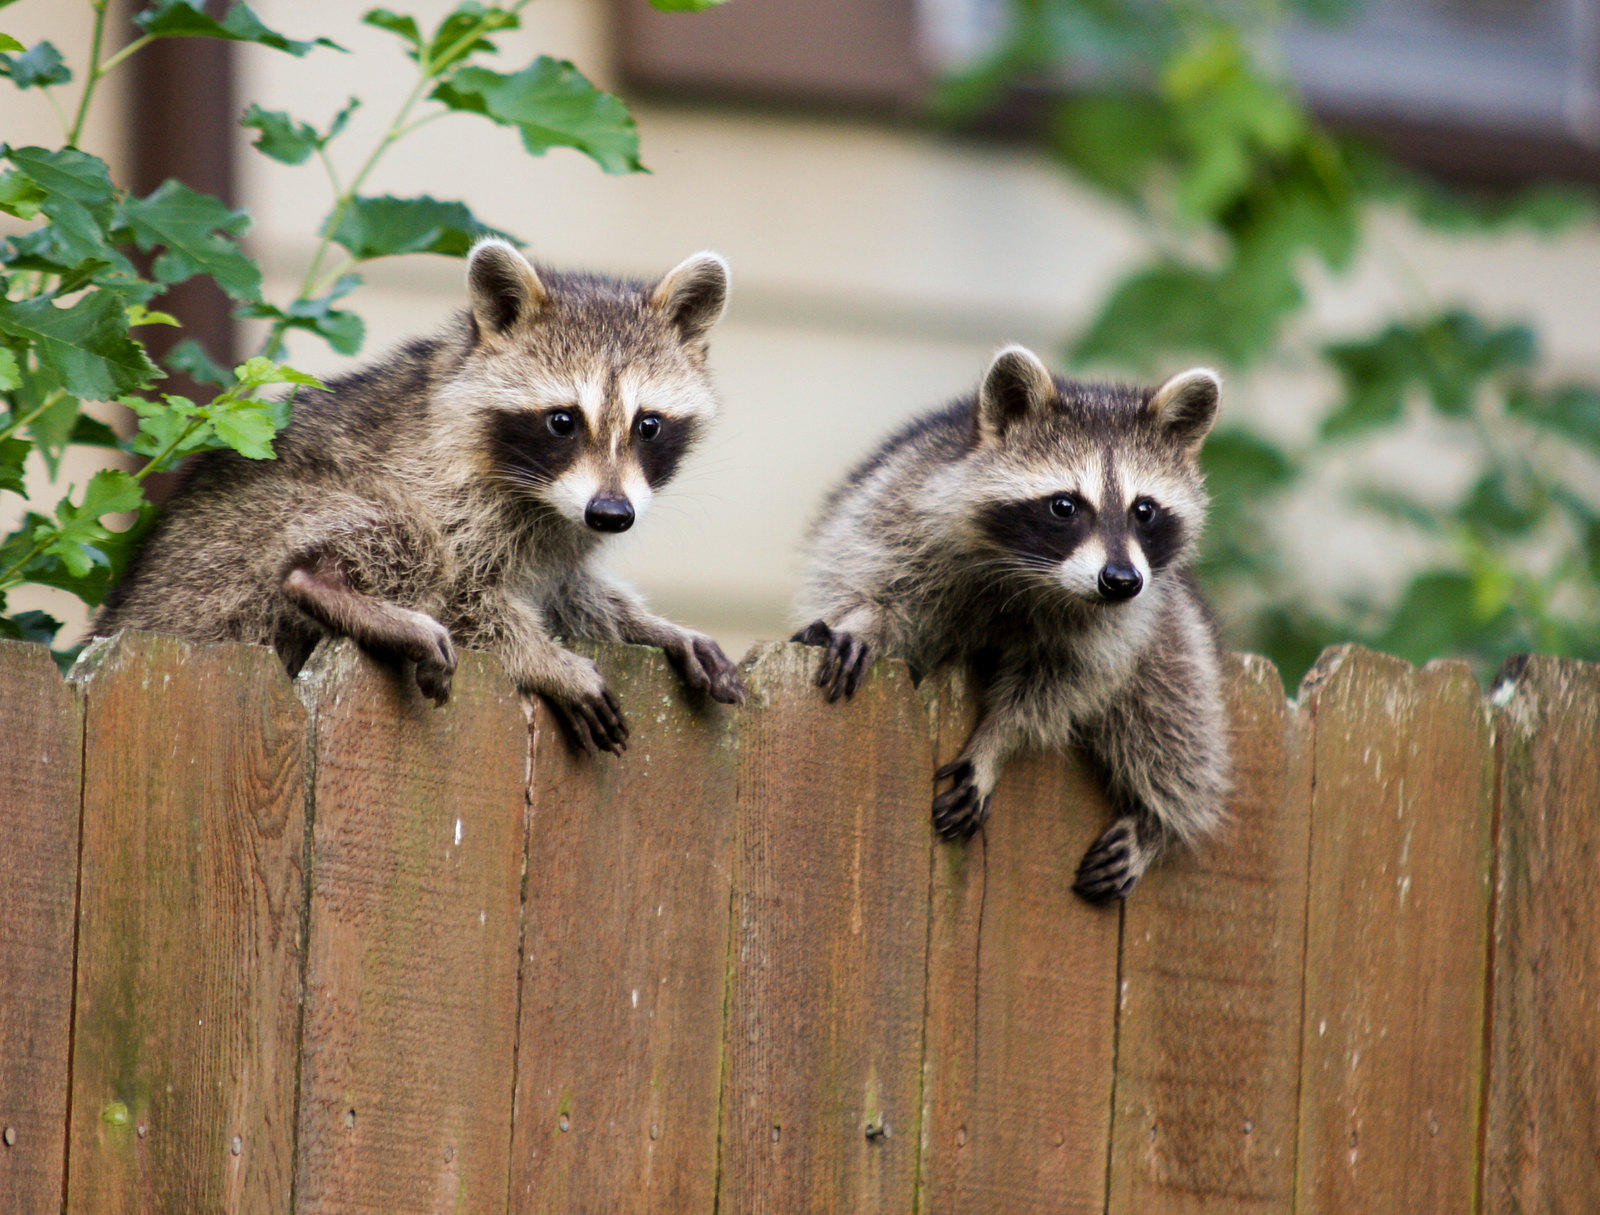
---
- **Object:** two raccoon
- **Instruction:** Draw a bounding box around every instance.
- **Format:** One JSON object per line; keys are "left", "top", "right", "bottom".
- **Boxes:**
{"left": 95, "top": 241, "right": 1227, "bottom": 901}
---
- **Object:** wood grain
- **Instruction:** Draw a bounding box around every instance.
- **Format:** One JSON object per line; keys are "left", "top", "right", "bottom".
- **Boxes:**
{"left": 1295, "top": 646, "right": 1495, "bottom": 1213}
{"left": 293, "top": 641, "right": 527, "bottom": 1214}
{"left": 0, "top": 641, "right": 82, "bottom": 1213}
{"left": 1484, "top": 656, "right": 1600, "bottom": 1212}
{"left": 1106, "top": 653, "right": 1312, "bottom": 1214}
{"left": 66, "top": 632, "right": 308, "bottom": 1214}
{"left": 919, "top": 670, "right": 1122, "bottom": 1214}
{"left": 719, "top": 642, "right": 933, "bottom": 1214}
{"left": 511, "top": 644, "right": 738, "bottom": 1213}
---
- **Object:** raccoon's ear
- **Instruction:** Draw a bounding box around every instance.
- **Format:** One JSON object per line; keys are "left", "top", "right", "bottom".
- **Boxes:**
{"left": 467, "top": 238, "right": 548, "bottom": 335}
{"left": 976, "top": 345, "right": 1056, "bottom": 443}
{"left": 651, "top": 252, "right": 729, "bottom": 346}
{"left": 1147, "top": 367, "right": 1221, "bottom": 453}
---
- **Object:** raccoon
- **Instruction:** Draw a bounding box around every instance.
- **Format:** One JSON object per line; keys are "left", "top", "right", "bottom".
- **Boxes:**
{"left": 793, "top": 345, "right": 1229, "bottom": 901}
{"left": 92, "top": 238, "right": 746, "bottom": 750}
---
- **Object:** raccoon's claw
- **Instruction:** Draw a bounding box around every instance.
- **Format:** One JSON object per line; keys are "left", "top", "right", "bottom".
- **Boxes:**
{"left": 669, "top": 634, "right": 747, "bottom": 705}
{"left": 549, "top": 685, "right": 630, "bottom": 756}
{"left": 932, "top": 761, "right": 991, "bottom": 838}
{"left": 813, "top": 629, "right": 875, "bottom": 702}
{"left": 408, "top": 619, "right": 457, "bottom": 706}
{"left": 1072, "top": 819, "right": 1149, "bottom": 904}
{"left": 791, "top": 619, "right": 832, "bottom": 647}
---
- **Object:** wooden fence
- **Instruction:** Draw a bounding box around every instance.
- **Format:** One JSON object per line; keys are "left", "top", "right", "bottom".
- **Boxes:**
{"left": 1, "top": 630, "right": 1596, "bottom": 1213}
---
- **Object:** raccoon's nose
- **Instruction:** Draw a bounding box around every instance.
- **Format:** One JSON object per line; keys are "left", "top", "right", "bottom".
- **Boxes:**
{"left": 1098, "top": 563, "right": 1143, "bottom": 601}
{"left": 585, "top": 495, "right": 635, "bottom": 533}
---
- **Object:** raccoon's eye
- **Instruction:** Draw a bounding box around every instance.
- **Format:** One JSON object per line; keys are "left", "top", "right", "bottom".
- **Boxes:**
{"left": 1049, "top": 495, "right": 1079, "bottom": 520}
{"left": 547, "top": 409, "right": 577, "bottom": 437}
{"left": 1132, "top": 498, "right": 1160, "bottom": 525}
{"left": 635, "top": 413, "right": 662, "bottom": 442}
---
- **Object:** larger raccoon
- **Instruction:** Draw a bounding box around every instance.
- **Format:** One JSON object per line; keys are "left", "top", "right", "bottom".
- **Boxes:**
{"left": 794, "top": 345, "right": 1228, "bottom": 901}
{"left": 93, "top": 239, "right": 746, "bottom": 749}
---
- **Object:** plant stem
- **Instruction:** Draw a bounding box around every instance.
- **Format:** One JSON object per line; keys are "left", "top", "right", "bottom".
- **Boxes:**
{"left": 0, "top": 393, "right": 65, "bottom": 446}
{"left": 66, "top": 0, "right": 112, "bottom": 149}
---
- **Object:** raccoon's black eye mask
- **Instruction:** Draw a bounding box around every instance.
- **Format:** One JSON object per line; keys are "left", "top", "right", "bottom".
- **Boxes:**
{"left": 979, "top": 494, "right": 1095, "bottom": 562}
{"left": 487, "top": 406, "right": 584, "bottom": 484}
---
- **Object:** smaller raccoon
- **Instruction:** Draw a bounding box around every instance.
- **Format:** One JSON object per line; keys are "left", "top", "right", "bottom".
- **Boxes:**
{"left": 92, "top": 239, "right": 745, "bottom": 748}
{"left": 794, "top": 346, "right": 1229, "bottom": 901}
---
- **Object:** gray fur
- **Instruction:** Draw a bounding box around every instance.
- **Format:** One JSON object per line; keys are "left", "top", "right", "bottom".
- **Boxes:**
{"left": 93, "top": 240, "right": 745, "bottom": 752}
{"left": 795, "top": 345, "right": 1230, "bottom": 902}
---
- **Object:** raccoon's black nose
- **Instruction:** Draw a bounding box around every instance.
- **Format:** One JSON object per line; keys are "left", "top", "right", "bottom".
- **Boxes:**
{"left": 1098, "top": 563, "right": 1143, "bottom": 601}
{"left": 585, "top": 496, "right": 635, "bottom": 533}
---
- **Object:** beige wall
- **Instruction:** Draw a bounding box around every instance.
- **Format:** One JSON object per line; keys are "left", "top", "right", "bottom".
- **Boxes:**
{"left": 9, "top": 1, "right": 1600, "bottom": 651}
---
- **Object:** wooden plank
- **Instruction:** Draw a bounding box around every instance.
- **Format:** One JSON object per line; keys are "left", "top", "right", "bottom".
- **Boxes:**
{"left": 66, "top": 631, "right": 308, "bottom": 1213}
{"left": 0, "top": 641, "right": 82, "bottom": 1213}
{"left": 1295, "top": 646, "right": 1495, "bottom": 1212}
{"left": 720, "top": 642, "right": 932, "bottom": 1214}
{"left": 1485, "top": 656, "right": 1600, "bottom": 1211}
{"left": 293, "top": 640, "right": 527, "bottom": 1214}
{"left": 510, "top": 644, "right": 738, "bottom": 1212}
{"left": 1106, "top": 653, "right": 1312, "bottom": 1214}
{"left": 919, "top": 671, "right": 1122, "bottom": 1213}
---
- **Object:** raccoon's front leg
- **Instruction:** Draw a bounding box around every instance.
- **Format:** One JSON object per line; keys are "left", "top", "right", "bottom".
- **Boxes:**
{"left": 612, "top": 606, "right": 746, "bottom": 705}
{"left": 1072, "top": 684, "right": 1228, "bottom": 903}
{"left": 932, "top": 707, "right": 1024, "bottom": 839}
{"left": 792, "top": 606, "right": 882, "bottom": 702}
{"left": 282, "top": 557, "right": 456, "bottom": 705}
{"left": 483, "top": 594, "right": 630, "bottom": 755}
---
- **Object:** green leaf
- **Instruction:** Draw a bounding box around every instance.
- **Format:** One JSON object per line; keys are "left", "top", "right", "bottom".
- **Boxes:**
{"left": 0, "top": 291, "right": 159, "bottom": 400}
{"left": 325, "top": 194, "right": 513, "bottom": 260}
{"left": 4, "top": 145, "right": 124, "bottom": 268}
{"left": 134, "top": 0, "right": 344, "bottom": 56}
{"left": 165, "top": 338, "right": 231, "bottom": 387}
{"left": 1507, "top": 383, "right": 1600, "bottom": 447}
{"left": 241, "top": 103, "right": 319, "bottom": 165}
{"left": 1200, "top": 426, "right": 1297, "bottom": 500}
{"left": 231, "top": 355, "right": 323, "bottom": 390}
{"left": 326, "top": 96, "right": 361, "bottom": 142}
{"left": 362, "top": 7, "right": 422, "bottom": 50}
{"left": 0, "top": 40, "right": 70, "bottom": 88}
{"left": 0, "top": 608, "right": 62, "bottom": 646}
{"left": 1375, "top": 569, "right": 1485, "bottom": 665}
{"left": 1458, "top": 472, "right": 1542, "bottom": 537}
{"left": 647, "top": 0, "right": 731, "bottom": 9}
{"left": 237, "top": 274, "right": 365, "bottom": 355}
{"left": 423, "top": 4, "right": 520, "bottom": 73}
{"left": 69, "top": 413, "right": 122, "bottom": 448}
{"left": 117, "top": 179, "right": 261, "bottom": 301}
{"left": 0, "top": 435, "right": 27, "bottom": 495}
{"left": 0, "top": 33, "right": 23, "bottom": 54}
{"left": 1321, "top": 326, "right": 1416, "bottom": 439}
{"left": 0, "top": 167, "right": 47, "bottom": 219}
{"left": 1050, "top": 92, "right": 1173, "bottom": 203}
{"left": 0, "top": 344, "right": 18, "bottom": 390}
{"left": 126, "top": 303, "right": 179, "bottom": 327}
{"left": 128, "top": 393, "right": 206, "bottom": 460}
{"left": 37, "top": 468, "right": 145, "bottom": 579}
{"left": 27, "top": 389, "right": 82, "bottom": 461}
{"left": 434, "top": 60, "right": 643, "bottom": 174}
{"left": 208, "top": 399, "right": 278, "bottom": 458}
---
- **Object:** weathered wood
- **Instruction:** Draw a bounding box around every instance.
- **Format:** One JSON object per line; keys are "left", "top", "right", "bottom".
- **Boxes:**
{"left": 1485, "top": 656, "right": 1600, "bottom": 1212}
{"left": 1295, "top": 646, "right": 1495, "bottom": 1213}
{"left": 67, "top": 632, "right": 308, "bottom": 1214}
{"left": 511, "top": 645, "right": 738, "bottom": 1212}
{"left": 0, "top": 641, "right": 82, "bottom": 1213}
{"left": 293, "top": 641, "right": 526, "bottom": 1214}
{"left": 720, "top": 642, "right": 932, "bottom": 1214}
{"left": 1107, "top": 653, "right": 1312, "bottom": 1214}
{"left": 920, "top": 672, "right": 1122, "bottom": 1213}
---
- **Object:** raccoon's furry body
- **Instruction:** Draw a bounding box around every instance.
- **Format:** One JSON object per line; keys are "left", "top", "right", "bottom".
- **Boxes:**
{"left": 795, "top": 345, "right": 1229, "bottom": 901}
{"left": 94, "top": 240, "right": 745, "bottom": 749}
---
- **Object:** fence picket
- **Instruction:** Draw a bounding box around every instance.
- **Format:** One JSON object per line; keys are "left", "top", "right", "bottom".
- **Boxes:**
{"left": 919, "top": 674, "right": 1121, "bottom": 1213}
{"left": 719, "top": 643, "right": 932, "bottom": 1214}
{"left": 67, "top": 633, "right": 308, "bottom": 1213}
{"left": 0, "top": 641, "right": 82, "bottom": 1213}
{"left": 1106, "top": 653, "right": 1313, "bottom": 1214}
{"left": 1295, "top": 647, "right": 1495, "bottom": 1212}
{"left": 1485, "top": 656, "right": 1600, "bottom": 1211}
{"left": 511, "top": 645, "right": 738, "bottom": 1212}
{"left": 292, "top": 641, "right": 526, "bottom": 1214}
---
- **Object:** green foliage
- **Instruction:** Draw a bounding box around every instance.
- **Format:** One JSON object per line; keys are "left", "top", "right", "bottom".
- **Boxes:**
{"left": 1, "top": 0, "right": 681, "bottom": 656}
{"left": 965, "top": 0, "right": 1600, "bottom": 685}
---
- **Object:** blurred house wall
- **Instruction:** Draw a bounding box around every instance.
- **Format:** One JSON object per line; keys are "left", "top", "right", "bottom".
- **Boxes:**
{"left": 9, "top": 1, "right": 1600, "bottom": 651}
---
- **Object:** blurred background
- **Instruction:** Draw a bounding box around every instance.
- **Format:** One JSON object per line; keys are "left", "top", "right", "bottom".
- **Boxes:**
{"left": 7, "top": 0, "right": 1599, "bottom": 685}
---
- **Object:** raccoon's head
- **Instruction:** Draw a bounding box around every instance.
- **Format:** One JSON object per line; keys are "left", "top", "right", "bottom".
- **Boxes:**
{"left": 457, "top": 238, "right": 728, "bottom": 535}
{"left": 962, "top": 344, "right": 1219, "bottom": 607}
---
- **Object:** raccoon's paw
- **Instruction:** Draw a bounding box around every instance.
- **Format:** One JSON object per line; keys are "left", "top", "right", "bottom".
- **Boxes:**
{"left": 932, "top": 759, "right": 992, "bottom": 839}
{"left": 547, "top": 681, "right": 630, "bottom": 757}
{"left": 666, "top": 632, "right": 747, "bottom": 705}
{"left": 405, "top": 614, "right": 457, "bottom": 707}
{"left": 794, "top": 621, "right": 876, "bottom": 702}
{"left": 1072, "top": 817, "right": 1155, "bottom": 904}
